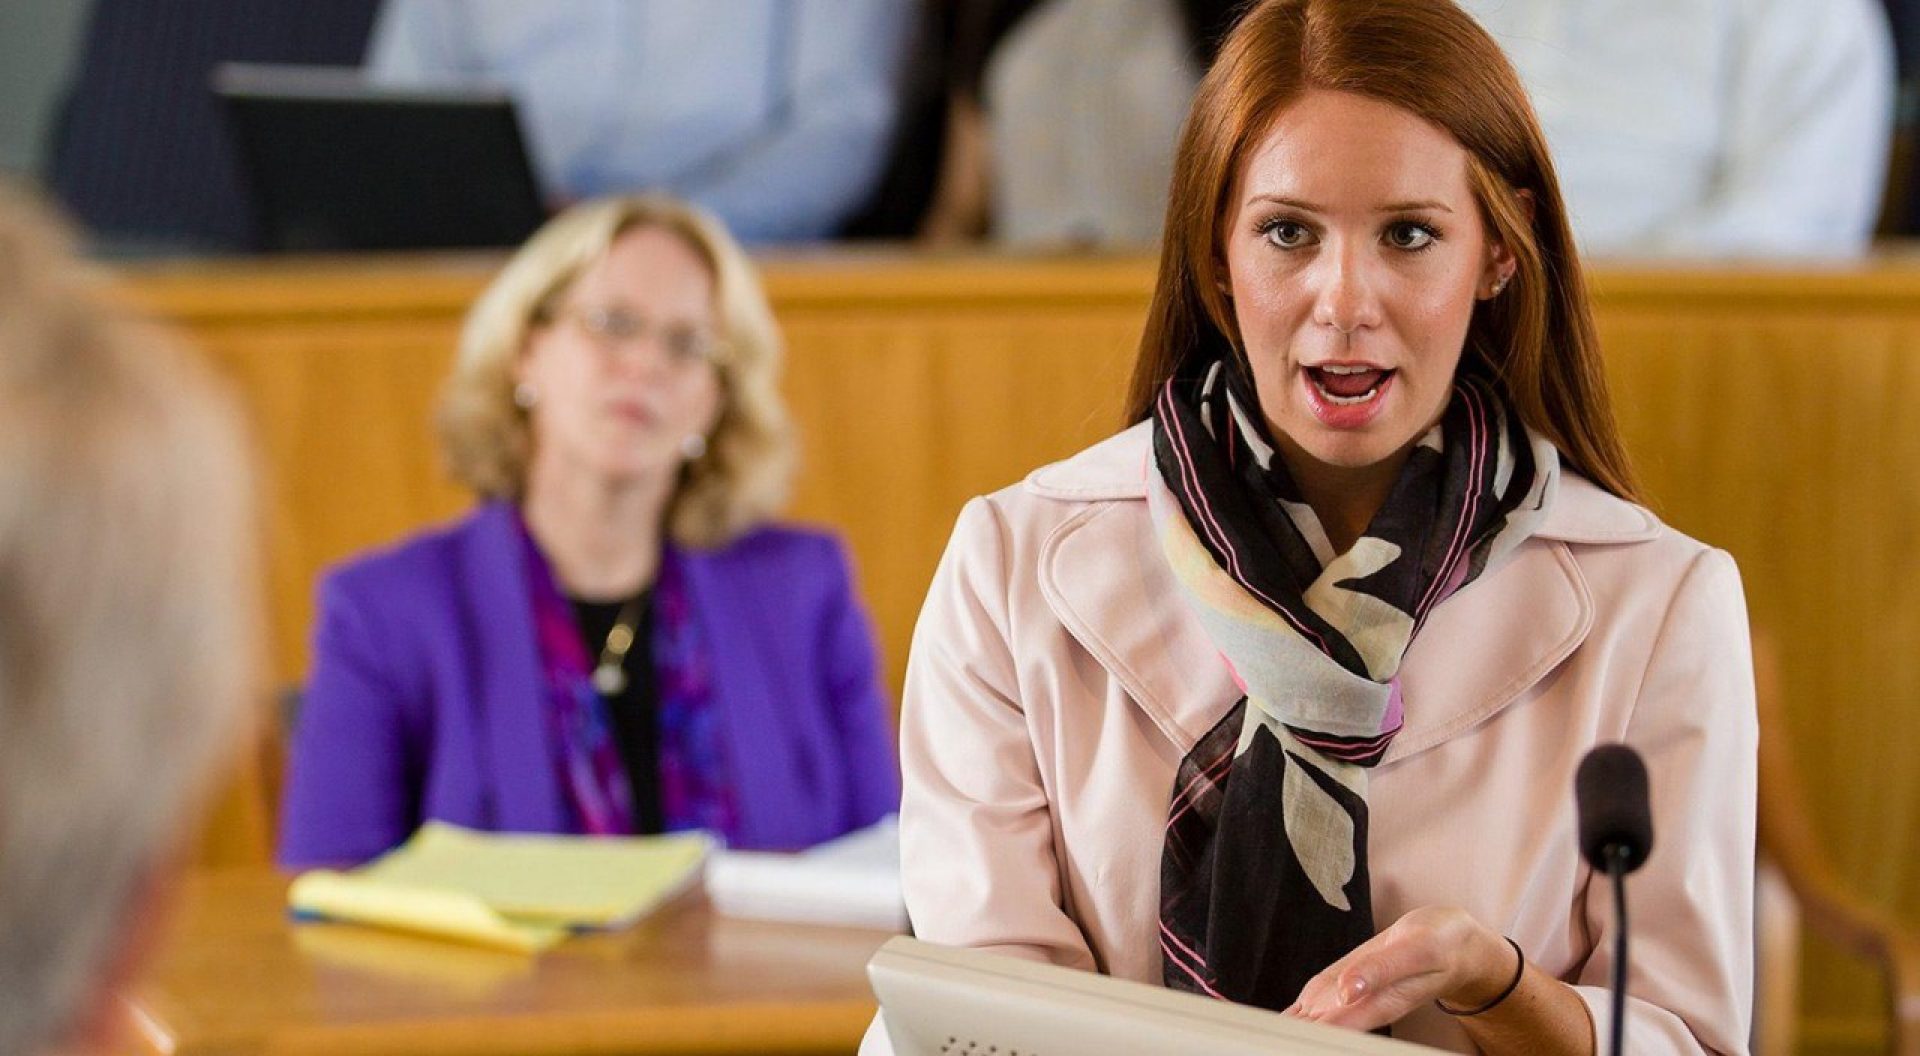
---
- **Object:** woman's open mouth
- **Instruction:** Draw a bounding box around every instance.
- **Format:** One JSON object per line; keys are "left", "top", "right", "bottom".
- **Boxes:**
{"left": 1302, "top": 364, "right": 1395, "bottom": 427}
{"left": 1307, "top": 364, "right": 1392, "bottom": 404}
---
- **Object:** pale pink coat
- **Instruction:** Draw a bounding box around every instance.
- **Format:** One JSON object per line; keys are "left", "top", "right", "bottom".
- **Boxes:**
{"left": 866, "top": 423, "right": 1756, "bottom": 1055}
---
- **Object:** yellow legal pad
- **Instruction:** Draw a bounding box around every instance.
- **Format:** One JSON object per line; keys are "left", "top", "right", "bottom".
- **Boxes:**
{"left": 288, "top": 822, "right": 712, "bottom": 953}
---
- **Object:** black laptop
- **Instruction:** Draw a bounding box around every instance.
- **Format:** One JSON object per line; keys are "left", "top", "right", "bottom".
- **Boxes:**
{"left": 216, "top": 63, "right": 547, "bottom": 252}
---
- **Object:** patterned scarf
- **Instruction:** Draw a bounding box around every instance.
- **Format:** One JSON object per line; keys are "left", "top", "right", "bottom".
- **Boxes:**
{"left": 519, "top": 515, "right": 739, "bottom": 841}
{"left": 1150, "top": 360, "right": 1558, "bottom": 1011}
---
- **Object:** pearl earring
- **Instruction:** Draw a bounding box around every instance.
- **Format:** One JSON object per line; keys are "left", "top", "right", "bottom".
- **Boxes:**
{"left": 513, "top": 383, "right": 537, "bottom": 409}
{"left": 1490, "top": 274, "right": 1512, "bottom": 296}
{"left": 679, "top": 433, "right": 708, "bottom": 460}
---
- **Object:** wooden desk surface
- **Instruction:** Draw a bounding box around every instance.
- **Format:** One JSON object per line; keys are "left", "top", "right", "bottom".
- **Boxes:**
{"left": 128, "top": 870, "right": 894, "bottom": 1056}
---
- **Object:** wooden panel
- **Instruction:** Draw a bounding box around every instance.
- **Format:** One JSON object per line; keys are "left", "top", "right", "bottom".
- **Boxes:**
{"left": 777, "top": 300, "right": 1142, "bottom": 693}
{"left": 115, "top": 251, "right": 1920, "bottom": 1049}
{"left": 1588, "top": 280, "right": 1920, "bottom": 1050}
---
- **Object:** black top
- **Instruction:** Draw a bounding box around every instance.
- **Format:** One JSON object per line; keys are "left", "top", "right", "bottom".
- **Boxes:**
{"left": 569, "top": 591, "right": 664, "bottom": 835}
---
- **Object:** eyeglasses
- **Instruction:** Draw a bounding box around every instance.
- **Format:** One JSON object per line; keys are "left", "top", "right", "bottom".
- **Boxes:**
{"left": 542, "top": 303, "right": 729, "bottom": 368}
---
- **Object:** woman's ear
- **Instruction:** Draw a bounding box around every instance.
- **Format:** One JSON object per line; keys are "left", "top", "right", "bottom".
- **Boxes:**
{"left": 510, "top": 329, "right": 549, "bottom": 411}
{"left": 1481, "top": 189, "right": 1536, "bottom": 299}
{"left": 1480, "top": 248, "right": 1515, "bottom": 299}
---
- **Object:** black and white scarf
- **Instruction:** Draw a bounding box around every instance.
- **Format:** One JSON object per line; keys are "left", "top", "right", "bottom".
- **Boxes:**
{"left": 1149, "top": 359, "right": 1557, "bottom": 1011}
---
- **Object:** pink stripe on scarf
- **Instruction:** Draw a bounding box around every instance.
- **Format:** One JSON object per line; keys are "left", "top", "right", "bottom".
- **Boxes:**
{"left": 1160, "top": 923, "right": 1228, "bottom": 999}
{"left": 1166, "top": 747, "right": 1236, "bottom": 827}
{"left": 1160, "top": 383, "right": 1333, "bottom": 656}
{"left": 1416, "top": 384, "right": 1491, "bottom": 620}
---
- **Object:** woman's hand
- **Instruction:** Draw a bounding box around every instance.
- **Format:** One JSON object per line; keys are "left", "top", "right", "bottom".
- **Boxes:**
{"left": 1286, "top": 906, "right": 1517, "bottom": 1032}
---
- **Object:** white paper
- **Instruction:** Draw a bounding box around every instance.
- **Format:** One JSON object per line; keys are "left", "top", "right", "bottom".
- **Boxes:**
{"left": 706, "top": 816, "right": 907, "bottom": 930}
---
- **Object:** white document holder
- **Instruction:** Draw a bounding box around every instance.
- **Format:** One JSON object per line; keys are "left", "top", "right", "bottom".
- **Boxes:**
{"left": 871, "top": 936, "right": 1443, "bottom": 1055}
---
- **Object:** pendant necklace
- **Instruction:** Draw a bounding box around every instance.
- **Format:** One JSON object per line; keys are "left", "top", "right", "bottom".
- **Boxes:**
{"left": 591, "top": 595, "right": 645, "bottom": 696}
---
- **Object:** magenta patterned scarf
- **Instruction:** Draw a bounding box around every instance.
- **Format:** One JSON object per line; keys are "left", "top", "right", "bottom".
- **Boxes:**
{"left": 517, "top": 513, "right": 739, "bottom": 841}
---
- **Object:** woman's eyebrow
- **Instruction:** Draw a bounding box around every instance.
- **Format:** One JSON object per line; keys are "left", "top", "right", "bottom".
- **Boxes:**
{"left": 1242, "top": 194, "right": 1454, "bottom": 214}
{"left": 1245, "top": 194, "right": 1322, "bottom": 211}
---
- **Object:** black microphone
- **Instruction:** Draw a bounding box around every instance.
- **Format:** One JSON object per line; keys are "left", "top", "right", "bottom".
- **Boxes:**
{"left": 1577, "top": 744, "right": 1654, "bottom": 873}
{"left": 1575, "top": 744, "right": 1654, "bottom": 1056}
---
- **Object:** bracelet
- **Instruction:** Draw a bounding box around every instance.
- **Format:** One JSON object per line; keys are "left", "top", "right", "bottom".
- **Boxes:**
{"left": 1435, "top": 936, "right": 1525, "bottom": 1016}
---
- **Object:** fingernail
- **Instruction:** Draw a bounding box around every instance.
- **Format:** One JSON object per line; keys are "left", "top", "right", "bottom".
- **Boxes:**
{"left": 1339, "top": 975, "right": 1369, "bottom": 1005}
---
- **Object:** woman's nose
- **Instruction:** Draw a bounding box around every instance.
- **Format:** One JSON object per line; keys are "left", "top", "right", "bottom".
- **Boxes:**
{"left": 605, "top": 333, "right": 678, "bottom": 381}
{"left": 1310, "top": 246, "right": 1385, "bottom": 335}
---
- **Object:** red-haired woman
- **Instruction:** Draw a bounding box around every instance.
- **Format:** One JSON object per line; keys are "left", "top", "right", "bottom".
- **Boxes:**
{"left": 873, "top": 1, "right": 1754, "bottom": 1052}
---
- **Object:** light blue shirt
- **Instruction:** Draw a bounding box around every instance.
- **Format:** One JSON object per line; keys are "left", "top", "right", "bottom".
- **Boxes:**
{"left": 1458, "top": 0, "right": 1895, "bottom": 257}
{"left": 366, "top": 0, "right": 910, "bottom": 243}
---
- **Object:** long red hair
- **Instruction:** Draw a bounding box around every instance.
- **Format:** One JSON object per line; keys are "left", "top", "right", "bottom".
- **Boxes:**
{"left": 1125, "top": 0, "right": 1639, "bottom": 502}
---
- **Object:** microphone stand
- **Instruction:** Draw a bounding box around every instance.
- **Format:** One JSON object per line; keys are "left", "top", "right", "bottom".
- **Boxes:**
{"left": 1605, "top": 844, "right": 1631, "bottom": 1056}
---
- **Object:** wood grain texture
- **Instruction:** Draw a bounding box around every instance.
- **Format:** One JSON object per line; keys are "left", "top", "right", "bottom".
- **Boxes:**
{"left": 116, "top": 250, "right": 1920, "bottom": 1048}
{"left": 126, "top": 870, "right": 891, "bottom": 1056}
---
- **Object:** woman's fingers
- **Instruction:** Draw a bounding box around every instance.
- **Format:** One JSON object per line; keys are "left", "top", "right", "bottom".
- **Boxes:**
{"left": 1299, "top": 937, "right": 1445, "bottom": 1029}
{"left": 1287, "top": 906, "right": 1490, "bottom": 1031}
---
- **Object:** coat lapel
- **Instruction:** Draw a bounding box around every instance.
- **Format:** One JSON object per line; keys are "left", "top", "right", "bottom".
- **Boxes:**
{"left": 1040, "top": 499, "right": 1242, "bottom": 754}
{"left": 1376, "top": 472, "right": 1658, "bottom": 762}
{"left": 458, "top": 502, "right": 568, "bottom": 831}
{"left": 1386, "top": 539, "right": 1591, "bottom": 763}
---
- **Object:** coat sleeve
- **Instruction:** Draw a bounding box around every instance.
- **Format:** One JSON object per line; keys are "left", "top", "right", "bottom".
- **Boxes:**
{"left": 276, "top": 568, "right": 422, "bottom": 867}
{"left": 896, "top": 497, "right": 1099, "bottom": 965}
{"left": 813, "top": 533, "right": 901, "bottom": 832}
{"left": 1571, "top": 547, "right": 1758, "bottom": 1055}
{"left": 862, "top": 496, "right": 1098, "bottom": 1055}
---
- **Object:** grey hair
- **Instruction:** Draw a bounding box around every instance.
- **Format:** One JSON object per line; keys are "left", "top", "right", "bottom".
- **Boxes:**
{"left": 0, "top": 184, "right": 259, "bottom": 1056}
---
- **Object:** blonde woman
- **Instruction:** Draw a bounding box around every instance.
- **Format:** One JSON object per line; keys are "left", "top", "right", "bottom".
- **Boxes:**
{"left": 279, "top": 195, "right": 897, "bottom": 866}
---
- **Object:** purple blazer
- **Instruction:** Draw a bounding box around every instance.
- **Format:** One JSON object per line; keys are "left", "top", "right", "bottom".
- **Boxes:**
{"left": 277, "top": 502, "right": 900, "bottom": 866}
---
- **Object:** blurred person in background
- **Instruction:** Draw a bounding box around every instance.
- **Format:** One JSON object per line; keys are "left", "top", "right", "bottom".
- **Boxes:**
{"left": 278, "top": 194, "right": 898, "bottom": 868}
{"left": 45, "top": 0, "right": 381, "bottom": 253}
{"left": 1459, "top": 0, "right": 1895, "bottom": 256}
{"left": 894, "top": 0, "right": 1894, "bottom": 256}
{"left": 365, "top": 1, "right": 911, "bottom": 244}
{"left": 907, "top": 0, "right": 1239, "bottom": 248}
{"left": 1872, "top": 0, "right": 1920, "bottom": 232}
{"left": 0, "top": 182, "right": 259, "bottom": 1055}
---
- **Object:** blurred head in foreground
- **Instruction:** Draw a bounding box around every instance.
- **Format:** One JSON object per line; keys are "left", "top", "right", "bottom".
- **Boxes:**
{"left": 0, "top": 184, "right": 258, "bottom": 1056}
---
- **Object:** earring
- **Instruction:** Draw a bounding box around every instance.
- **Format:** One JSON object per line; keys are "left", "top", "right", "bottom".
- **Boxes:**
{"left": 679, "top": 433, "right": 708, "bottom": 460}
{"left": 513, "top": 382, "right": 537, "bottom": 409}
{"left": 1490, "top": 273, "right": 1512, "bottom": 296}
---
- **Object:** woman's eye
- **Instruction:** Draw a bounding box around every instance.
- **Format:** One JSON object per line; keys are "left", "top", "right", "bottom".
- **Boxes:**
{"left": 1262, "top": 220, "right": 1313, "bottom": 249}
{"left": 1385, "top": 222, "right": 1437, "bottom": 251}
